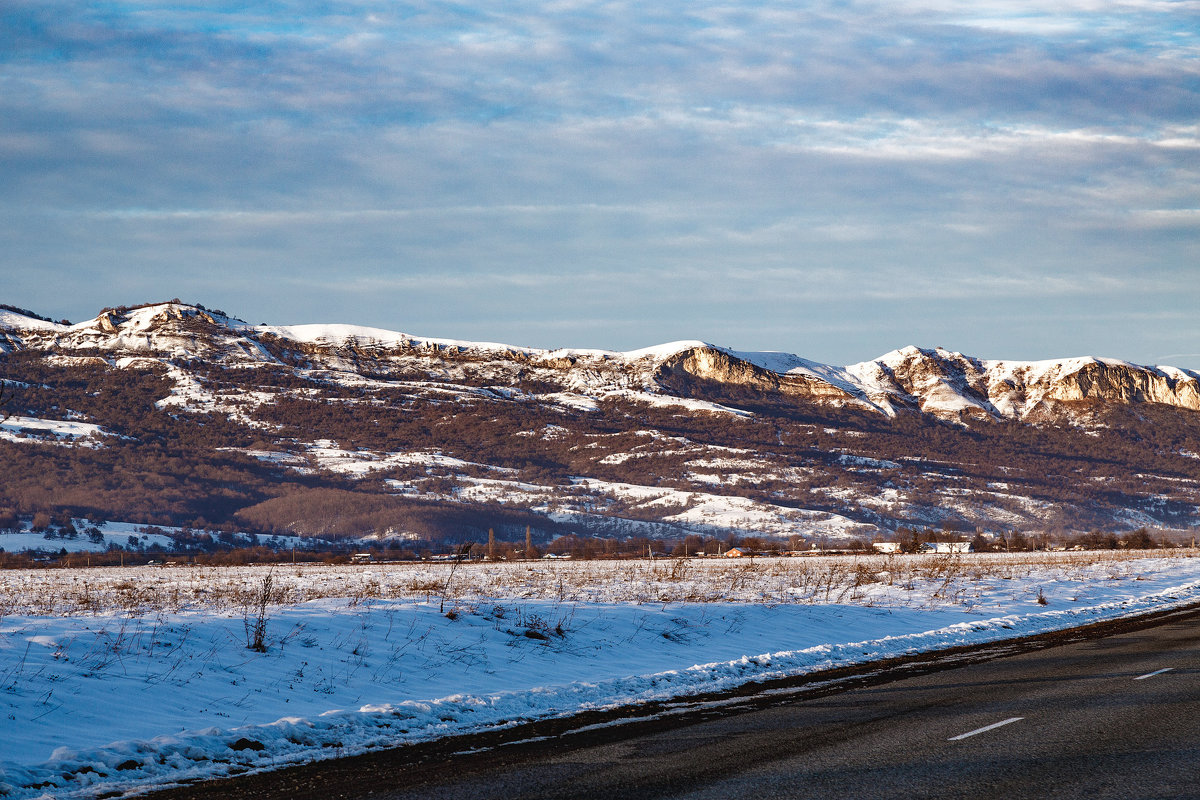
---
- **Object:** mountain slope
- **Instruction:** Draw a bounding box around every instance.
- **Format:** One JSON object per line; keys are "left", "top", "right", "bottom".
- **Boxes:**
{"left": 6, "top": 302, "right": 1198, "bottom": 423}
{"left": 2, "top": 301, "right": 1199, "bottom": 545}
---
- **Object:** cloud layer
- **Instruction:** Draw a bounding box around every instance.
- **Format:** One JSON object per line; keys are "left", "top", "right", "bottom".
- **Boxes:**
{"left": 2, "top": 0, "right": 1198, "bottom": 365}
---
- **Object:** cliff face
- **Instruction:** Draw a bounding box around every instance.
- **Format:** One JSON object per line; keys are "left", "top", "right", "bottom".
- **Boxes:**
{"left": 1044, "top": 361, "right": 1200, "bottom": 410}
{"left": 650, "top": 343, "right": 1200, "bottom": 422}
{"left": 840, "top": 346, "right": 1200, "bottom": 422}
{"left": 654, "top": 346, "right": 866, "bottom": 406}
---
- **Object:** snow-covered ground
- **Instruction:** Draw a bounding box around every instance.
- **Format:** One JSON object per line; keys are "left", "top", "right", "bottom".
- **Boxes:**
{"left": 0, "top": 416, "right": 116, "bottom": 447}
{"left": 0, "top": 520, "right": 310, "bottom": 557}
{"left": 2, "top": 552, "right": 1199, "bottom": 798}
{"left": 229, "top": 434, "right": 875, "bottom": 540}
{"left": 0, "top": 521, "right": 176, "bottom": 555}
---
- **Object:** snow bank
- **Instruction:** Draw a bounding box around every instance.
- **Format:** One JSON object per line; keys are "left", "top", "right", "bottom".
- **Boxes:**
{"left": 2, "top": 556, "right": 1199, "bottom": 798}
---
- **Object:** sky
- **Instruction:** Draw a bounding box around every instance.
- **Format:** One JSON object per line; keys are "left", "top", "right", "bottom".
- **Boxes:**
{"left": 1, "top": 0, "right": 1198, "bottom": 368}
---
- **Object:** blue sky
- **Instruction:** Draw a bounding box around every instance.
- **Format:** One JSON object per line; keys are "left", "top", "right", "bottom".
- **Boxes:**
{"left": 2, "top": 0, "right": 1198, "bottom": 367}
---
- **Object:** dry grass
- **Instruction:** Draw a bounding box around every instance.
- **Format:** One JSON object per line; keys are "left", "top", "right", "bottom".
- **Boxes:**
{"left": 1, "top": 549, "right": 1196, "bottom": 616}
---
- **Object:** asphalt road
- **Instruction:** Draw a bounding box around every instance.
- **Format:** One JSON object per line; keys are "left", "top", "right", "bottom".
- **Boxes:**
{"left": 149, "top": 606, "right": 1200, "bottom": 800}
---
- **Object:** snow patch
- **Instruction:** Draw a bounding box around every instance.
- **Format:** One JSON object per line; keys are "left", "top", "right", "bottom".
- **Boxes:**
{"left": 0, "top": 416, "right": 116, "bottom": 447}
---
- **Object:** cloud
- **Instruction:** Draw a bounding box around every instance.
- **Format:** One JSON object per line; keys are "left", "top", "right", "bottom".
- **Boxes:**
{"left": 2, "top": 0, "right": 1198, "bottom": 366}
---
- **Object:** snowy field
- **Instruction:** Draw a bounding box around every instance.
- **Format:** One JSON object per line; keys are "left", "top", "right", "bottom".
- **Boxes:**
{"left": 0, "top": 520, "right": 310, "bottom": 557}
{"left": 2, "top": 551, "right": 1200, "bottom": 798}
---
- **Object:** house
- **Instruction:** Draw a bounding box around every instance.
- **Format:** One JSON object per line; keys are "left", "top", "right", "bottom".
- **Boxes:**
{"left": 871, "top": 542, "right": 901, "bottom": 554}
{"left": 350, "top": 552, "right": 373, "bottom": 563}
{"left": 724, "top": 547, "right": 751, "bottom": 558}
{"left": 918, "top": 542, "right": 972, "bottom": 554}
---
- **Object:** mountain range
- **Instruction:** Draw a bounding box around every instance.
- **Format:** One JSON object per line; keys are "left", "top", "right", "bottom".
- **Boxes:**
{"left": 2, "top": 300, "right": 1198, "bottom": 546}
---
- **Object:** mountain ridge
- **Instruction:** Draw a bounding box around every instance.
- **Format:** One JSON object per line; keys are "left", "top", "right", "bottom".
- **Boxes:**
{"left": 2, "top": 300, "right": 1199, "bottom": 545}
{"left": 4, "top": 301, "right": 1198, "bottom": 425}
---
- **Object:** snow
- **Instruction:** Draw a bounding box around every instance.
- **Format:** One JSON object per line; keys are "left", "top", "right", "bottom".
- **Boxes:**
{"left": 620, "top": 340, "right": 710, "bottom": 361}
{"left": 0, "top": 416, "right": 115, "bottom": 447}
{"left": 568, "top": 476, "right": 862, "bottom": 538}
{"left": 540, "top": 392, "right": 600, "bottom": 412}
{"left": 253, "top": 326, "right": 704, "bottom": 366}
{"left": 149, "top": 361, "right": 275, "bottom": 425}
{"left": 303, "top": 440, "right": 515, "bottom": 478}
{"left": 9, "top": 305, "right": 1199, "bottom": 428}
{"left": 726, "top": 349, "right": 872, "bottom": 401}
{"left": 0, "top": 521, "right": 176, "bottom": 555}
{"left": 984, "top": 355, "right": 1131, "bottom": 384}
{"left": 0, "top": 310, "right": 65, "bottom": 332}
{"left": 2, "top": 553, "right": 1200, "bottom": 798}
{"left": 611, "top": 389, "right": 753, "bottom": 417}
{"left": 0, "top": 532, "right": 115, "bottom": 554}
{"left": 1158, "top": 365, "right": 1200, "bottom": 382}
{"left": 0, "top": 520, "right": 311, "bottom": 556}
{"left": 376, "top": 469, "right": 865, "bottom": 541}
{"left": 454, "top": 476, "right": 559, "bottom": 503}
{"left": 237, "top": 448, "right": 311, "bottom": 470}
{"left": 254, "top": 323, "right": 532, "bottom": 357}
{"left": 920, "top": 381, "right": 992, "bottom": 417}
{"left": 837, "top": 454, "right": 900, "bottom": 469}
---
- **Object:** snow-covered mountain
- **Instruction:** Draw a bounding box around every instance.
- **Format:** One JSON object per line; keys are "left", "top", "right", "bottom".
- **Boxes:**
{"left": 2, "top": 300, "right": 1199, "bottom": 543}
{"left": 4, "top": 301, "right": 1198, "bottom": 424}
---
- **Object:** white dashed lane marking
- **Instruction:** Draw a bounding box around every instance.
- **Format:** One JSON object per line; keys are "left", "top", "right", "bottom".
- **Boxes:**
{"left": 948, "top": 717, "right": 1024, "bottom": 742}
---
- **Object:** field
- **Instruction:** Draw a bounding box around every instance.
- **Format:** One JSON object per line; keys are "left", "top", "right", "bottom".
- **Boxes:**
{"left": 2, "top": 549, "right": 1190, "bottom": 615}
{"left": 3, "top": 551, "right": 1200, "bottom": 798}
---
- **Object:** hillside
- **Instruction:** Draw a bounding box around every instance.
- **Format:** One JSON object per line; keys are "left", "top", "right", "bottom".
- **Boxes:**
{"left": 2, "top": 300, "right": 1199, "bottom": 547}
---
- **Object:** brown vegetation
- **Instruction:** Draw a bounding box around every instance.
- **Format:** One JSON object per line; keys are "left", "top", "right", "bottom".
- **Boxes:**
{"left": 2, "top": 335, "right": 1199, "bottom": 546}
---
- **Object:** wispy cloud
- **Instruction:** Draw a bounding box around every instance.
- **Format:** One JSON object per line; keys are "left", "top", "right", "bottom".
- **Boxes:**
{"left": 2, "top": 0, "right": 1198, "bottom": 367}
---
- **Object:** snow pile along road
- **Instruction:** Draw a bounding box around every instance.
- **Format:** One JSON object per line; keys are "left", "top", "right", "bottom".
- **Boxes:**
{"left": 1, "top": 555, "right": 1199, "bottom": 798}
